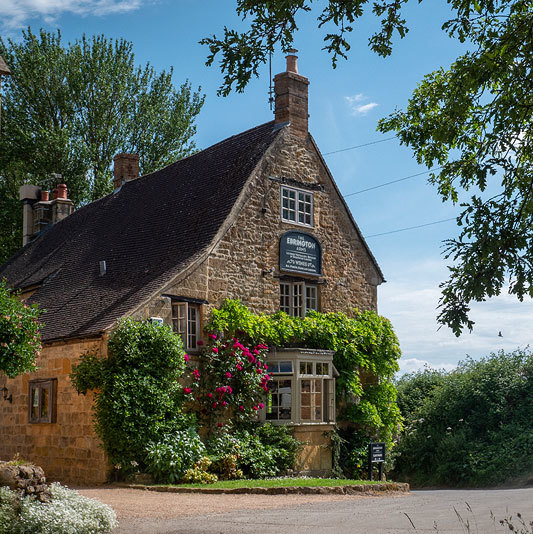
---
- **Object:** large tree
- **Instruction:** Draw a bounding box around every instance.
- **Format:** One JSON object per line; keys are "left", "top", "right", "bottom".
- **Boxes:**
{"left": 0, "top": 29, "right": 205, "bottom": 263}
{"left": 203, "top": 0, "right": 533, "bottom": 335}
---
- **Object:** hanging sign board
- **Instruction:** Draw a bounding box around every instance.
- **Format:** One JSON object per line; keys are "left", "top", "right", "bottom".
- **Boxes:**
{"left": 279, "top": 231, "right": 322, "bottom": 276}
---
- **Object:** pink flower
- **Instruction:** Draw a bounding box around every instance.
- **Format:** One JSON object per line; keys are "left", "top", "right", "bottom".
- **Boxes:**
{"left": 239, "top": 405, "right": 245, "bottom": 411}
{"left": 184, "top": 354, "right": 190, "bottom": 362}
{"left": 264, "top": 365, "right": 269, "bottom": 370}
{"left": 226, "top": 386, "right": 233, "bottom": 394}
{"left": 208, "top": 393, "right": 213, "bottom": 398}
{"left": 225, "top": 372, "right": 232, "bottom": 379}
{"left": 258, "top": 403, "right": 264, "bottom": 409}
{"left": 253, "top": 349, "right": 259, "bottom": 355}
{"left": 209, "top": 333, "right": 217, "bottom": 339}
{"left": 252, "top": 406, "right": 258, "bottom": 411}
{"left": 212, "top": 347, "right": 219, "bottom": 353}
{"left": 192, "top": 369, "right": 200, "bottom": 380}
{"left": 222, "top": 401, "right": 227, "bottom": 406}
{"left": 197, "top": 340, "right": 204, "bottom": 346}
{"left": 264, "top": 374, "right": 270, "bottom": 381}
{"left": 183, "top": 387, "right": 192, "bottom": 394}
{"left": 236, "top": 365, "right": 243, "bottom": 371}
{"left": 217, "top": 422, "right": 223, "bottom": 427}
{"left": 212, "top": 402, "right": 218, "bottom": 408}
{"left": 256, "top": 369, "right": 262, "bottom": 374}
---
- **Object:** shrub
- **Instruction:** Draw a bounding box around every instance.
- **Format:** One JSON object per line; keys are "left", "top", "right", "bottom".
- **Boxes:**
{"left": 70, "top": 318, "right": 189, "bottom": 477}
{"left": 207, "top": 300, "right": 402, "bottom": 450}
{"left": 207, "top": 422, "right": 302, "bottom": 479}
{"left": 0, "top": 483, "right": 117, "bottom": 534}
{"left": 145, "top": 429, "right": 206, "bottom": 483}
{"left": 182, "top": 457, "right": 219, "bottom": 484}
{"left": 182, "top": 334, "right": 270, "bottom": 433}
{"left": 0, "top": 279, "right": 42, "bottom": 378}
{"left": 393, "top": 350, "right": 533, "bottom": 486}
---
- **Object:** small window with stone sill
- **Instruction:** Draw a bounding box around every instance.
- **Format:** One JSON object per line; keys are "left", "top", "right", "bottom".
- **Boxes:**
{"left": 281, "top": 186, "right": 313, "bottom": 227}
{"left": 172, "top": 301, "right": 201, "bottom": 351}
{"left": 28, "top": 379, "right": 57, "bottom": 424}
{"left": 280, "top": 282, "right": 318, "bottom": 317}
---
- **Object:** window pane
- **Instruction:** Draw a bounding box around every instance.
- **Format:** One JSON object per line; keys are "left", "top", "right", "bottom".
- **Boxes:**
{"left": 300, "top": 361, "right": 312, "bottom": 375}
{"left": 306, "top": 286, "right": 317, "bottom": 312}
{"left": 40, "top": 387, "right": 49, "bottom": 419}
{"left": 31, "top": 388, "right": 39, "bottom": 420}
{"left": 267, "top": 379, "right": 292, "bottom": 420}
{"left": 188, "top": 305, "right": 198, "bottom": 349}
{"left": 280, "top": 283, "right": 290, "bottom": 313}
{"left": 292, "top": 284, "right": 303, "bottom": 317}
{"left": 279, "top": 361, "right": 293, "bottom": 373}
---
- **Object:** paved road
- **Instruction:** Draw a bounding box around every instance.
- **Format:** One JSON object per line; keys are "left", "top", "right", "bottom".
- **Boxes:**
{"left": 80, "top": 486, "right": 533, "bottom": 533}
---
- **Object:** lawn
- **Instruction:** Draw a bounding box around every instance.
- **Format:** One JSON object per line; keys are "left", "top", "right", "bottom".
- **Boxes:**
{"left": 162, "top": 478, "right": 384, "bottom": 489}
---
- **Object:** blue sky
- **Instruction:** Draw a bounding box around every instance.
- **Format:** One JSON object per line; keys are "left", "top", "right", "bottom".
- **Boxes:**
{"left": 2, "top": 0, "right": 532, "bottom": 373}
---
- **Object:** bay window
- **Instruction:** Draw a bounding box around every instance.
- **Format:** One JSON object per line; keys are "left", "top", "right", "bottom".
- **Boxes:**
{"left": 263, "top": 349, "right": 335, "bottom": 425}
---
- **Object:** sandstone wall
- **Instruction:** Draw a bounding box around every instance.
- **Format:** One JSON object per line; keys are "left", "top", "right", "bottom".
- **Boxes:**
{"left": 0, "top": 337, "right": 108, "bottom": 485}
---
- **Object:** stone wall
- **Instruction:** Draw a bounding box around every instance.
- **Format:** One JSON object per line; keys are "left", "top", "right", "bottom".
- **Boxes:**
{"left": 140, "top": 127, "right": 380, "bottom": 333}
{"left": 0, "top": 337, "right": 108, "bottom": 485}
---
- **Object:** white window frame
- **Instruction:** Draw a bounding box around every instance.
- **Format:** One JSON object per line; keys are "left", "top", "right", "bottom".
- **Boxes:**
{"left": 281, "top": 186, "right": 314, "bottom": 227}
{"left": 263, "top": 352, "right": 335, "bottom": 425}
{"left": 172, "top": 302, "right": 201, "bottom": 351}
{"left": 280, "top": 282, "right": 318, "bottom": 317}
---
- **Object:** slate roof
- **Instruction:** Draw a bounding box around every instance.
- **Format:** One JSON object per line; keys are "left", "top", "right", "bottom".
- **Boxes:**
{"left": 0, "top": 121, "right": 283, "bottom": 341}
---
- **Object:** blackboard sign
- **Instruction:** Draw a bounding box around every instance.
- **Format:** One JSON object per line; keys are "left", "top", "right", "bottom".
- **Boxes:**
{"left": 369, "top": 442, "right": 386, "bottom": 463}
{"left": 279, "top": 231, "right": 322, "bottom": 276}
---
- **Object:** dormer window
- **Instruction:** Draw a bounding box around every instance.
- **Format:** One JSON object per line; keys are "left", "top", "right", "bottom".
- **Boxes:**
{"left": 281, "top": 186, "right": 313, "bottom": 226}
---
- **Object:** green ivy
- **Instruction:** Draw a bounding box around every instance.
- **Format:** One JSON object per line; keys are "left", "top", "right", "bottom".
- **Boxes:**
{"left": 0, "top": 279, "right": 42, "bottom": 378}
{"left": 207, "top": 300, "right": 403, "bottom": 451}
{"left": 70, "top": 318, "right": 192, "bottom": 477}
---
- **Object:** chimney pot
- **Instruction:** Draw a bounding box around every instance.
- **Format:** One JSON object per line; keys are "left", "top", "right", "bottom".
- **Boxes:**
{"left": 286, "top": 49, "right": 298, "bottom": 74}
{"left": 57, "top": 184, "right": 68, "bottom": 199}
{"left": 41, "top": 191, "right": 49, "bottom": 202}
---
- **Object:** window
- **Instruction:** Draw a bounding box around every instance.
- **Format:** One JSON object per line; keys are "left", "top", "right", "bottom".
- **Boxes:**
{"left": 28, "top": 379, "right": 57, "bottom": 423}
{"left": 280, "top": 282, "right": 318, "bottom": 316}
{"left": 172, "top": 302, "right": 201, "bottom": 350}
{"left": 281, "top": 186, "right": 313, "bottom": 226}
{"left": 263, "top": 352, "right": 335, "bottom": 425}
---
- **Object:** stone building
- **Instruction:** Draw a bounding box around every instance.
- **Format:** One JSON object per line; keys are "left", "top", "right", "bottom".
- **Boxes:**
{"left": 0, "top": 52, "right": 384, "bottom": 485}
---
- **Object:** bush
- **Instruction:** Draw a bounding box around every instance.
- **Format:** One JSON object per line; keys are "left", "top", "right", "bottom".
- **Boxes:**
{"left": 70, "top": 318, "right": 189, "bottom": 477}
{"left": 0, "top": 483, "right": 117, "bottom": 534}
{"left": 145, "top": 429, "right": 206, "bottom": 483}
{"left": 0, "top": 279, "right": 42, "bottom": 378}
{"left": 207, "top": 422, "right": 302, "bottom": 479}
{"left": 393, "top": 350, "right": 533, "bottom": 486}
{"left": 182, "top": 457, "right": 219, "bottom": 484}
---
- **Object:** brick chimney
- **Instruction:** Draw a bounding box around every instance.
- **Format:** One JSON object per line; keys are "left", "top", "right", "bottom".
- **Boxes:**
{"left": 113, "top": 153, "right": 139, "bottom": 190}
{"left": 273, "top": 49, "right": 310, "bottom": 139}
{"left": 19, "top": 177, "right": 74, "bottom": 246}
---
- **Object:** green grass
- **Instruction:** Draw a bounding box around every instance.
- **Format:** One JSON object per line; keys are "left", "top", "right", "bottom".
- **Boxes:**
{"left": 159, "top": 478, "right": 384, "bottom": 489}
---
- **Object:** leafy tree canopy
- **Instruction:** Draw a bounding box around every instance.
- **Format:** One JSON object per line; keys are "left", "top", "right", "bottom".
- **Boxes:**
{"left": 204, "top": 0, "right": 533, "bottom": 335}
{"left": 0, "top": 279, "right": 42, "bottom": 378}
{"left": 0, "top": 28, "right": 205, "bottom": 264}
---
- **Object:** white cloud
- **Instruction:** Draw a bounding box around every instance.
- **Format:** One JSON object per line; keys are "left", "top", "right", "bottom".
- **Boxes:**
{"left": 345, "top": 93, "right": 378, "bottom": 116}
{"left": 398, "top": 358, "right": 456, "bottom": 375}
{"left": 0, "top": 0, "right": 143, "bottom": 30}
{"left": 378, "top": 256, "right": 533, "bottom": 370}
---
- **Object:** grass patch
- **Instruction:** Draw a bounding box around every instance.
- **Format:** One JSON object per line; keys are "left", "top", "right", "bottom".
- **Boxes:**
{"left": 159, "top": 478, "right": 384, "bottom": 489}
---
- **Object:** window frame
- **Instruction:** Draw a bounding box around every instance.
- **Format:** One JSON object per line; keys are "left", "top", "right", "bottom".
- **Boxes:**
{"left": 171, "top": 301, "right": 201, "bottom": 351}
{"left": 28, "top": 379, "right": 57, "bottom": 424}
{"left": 280, "top": 281, "right": 319, "bottom": 317}
{"left": 262, "top": 351, "right": 335, "bottom": 425}
{"left": 281, "top": 186, "right": 314, "bottom": 227}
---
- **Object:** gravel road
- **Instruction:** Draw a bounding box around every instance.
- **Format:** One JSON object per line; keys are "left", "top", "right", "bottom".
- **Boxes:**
{"left": 78, "top": 486, "right": 533, "bottom": 533}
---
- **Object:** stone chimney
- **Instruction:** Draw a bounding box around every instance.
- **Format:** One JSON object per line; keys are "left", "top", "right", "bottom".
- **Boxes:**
{"left": 273, "top": 49, "right": 310, "bottom": 139}
{"left": 113, "top": 153, "right": 139, "bottom": 190}
{"left": 19, "top": 177, "right": 74, "bottom": 246}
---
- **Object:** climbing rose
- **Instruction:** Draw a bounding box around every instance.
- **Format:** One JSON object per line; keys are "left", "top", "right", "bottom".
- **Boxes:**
{"left": 183, "top": 387, "right": 192, "bottom": 394}
{"left": 258, "top": 403, "right": 264, "bottom": 409}
{"left": 225, "top": 372, "right": 232, "bottom": 379}
{"left": 184, "top": 354, "right": 190, "bottom": 362}
{"left": 212, "top": 347, "right": 219, "bottom": 354}
{"left": 209, "top": 333, "right": 217, "bottom": 339}
{"left": 197, "top": 340, "right": 204, "bottom": 346}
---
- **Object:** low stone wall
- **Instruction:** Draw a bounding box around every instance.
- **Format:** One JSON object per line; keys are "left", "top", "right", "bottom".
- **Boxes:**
{"left": 0, "top": 461, "right": 51, "bottom": 502}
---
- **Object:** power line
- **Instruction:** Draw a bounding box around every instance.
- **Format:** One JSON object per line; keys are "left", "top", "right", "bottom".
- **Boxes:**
{"left": 365, "top": 217, "right": 457, "bottom": 238}
{"left": 322, "top": 136, "right": 396, "bottom": 155}
{"left": 344, "top": 167, "right": 443, "bottom": 198}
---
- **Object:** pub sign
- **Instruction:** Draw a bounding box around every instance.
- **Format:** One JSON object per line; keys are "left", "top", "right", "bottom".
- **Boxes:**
{"left": 279, "top": 231, "right": 322, "bottom": 276}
